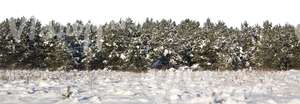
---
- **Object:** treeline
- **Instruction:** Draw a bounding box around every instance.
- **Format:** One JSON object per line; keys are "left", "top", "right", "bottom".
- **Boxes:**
{"left": 0, "top": 17, "right": 300, "bottom": 71}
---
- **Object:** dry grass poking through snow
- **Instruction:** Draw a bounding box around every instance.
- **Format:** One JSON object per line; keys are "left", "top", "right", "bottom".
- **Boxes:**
{"left": 0, "top": 69, "right": 300, "bottom": 104}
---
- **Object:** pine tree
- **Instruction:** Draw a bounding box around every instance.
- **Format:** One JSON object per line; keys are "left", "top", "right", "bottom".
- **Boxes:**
{"left": 276, "top": 24, "right": 299, "bottom": 70}
{"left": 125, "top": 20, "right": 148, "bottom": 71}
{"left": 0, "top": 20, "right": 10, "bottom": 68}
{"left": 64, "top": 20, "right": 87, "bottom": 70}
{"left": 42, "top": 21, "right": 71, "bottom": 70}
{"left": 1, "top": 17, "right": 300, "bottom": 70}
{"left": 141, "top": 18, "right": 158, "bottom": 66}
{"left": 196, "top": 18, "right": 220, "bottom": 70}
{"left": 101, "top": 20, "right": 127, "bottom": 70}
{"left": 85, "top": 24, "right": 104, "bottom": 70}
{"left": 7, "top": 17, "right": 28, "bottom": 69}
{"left": 176, "top": 19, "right": 200, "bottom": 66}
{"left": 236, "top": 21, "right": 258, "bottom": 69}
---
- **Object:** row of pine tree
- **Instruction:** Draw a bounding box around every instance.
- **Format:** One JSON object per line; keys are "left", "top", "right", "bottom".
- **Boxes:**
{"left": 0, "top": 17, "right": 300, "bottom": 71}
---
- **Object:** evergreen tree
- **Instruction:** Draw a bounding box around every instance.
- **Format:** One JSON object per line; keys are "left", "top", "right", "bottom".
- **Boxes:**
{"left": 42, "top": 21, "right": 71, "bottom": 70}
{"left": 196, "top": 18, "right": 220, "bottom": 70}
{"left": 102, "top": 20, "right": 129, "bottom": 70}
{"left": 0, "top": 20, "right": 11, "bottom": 68}
{"left": 176, "top": 19, "right": 200, "bottom": 66}
{"left": 7, "top": 17, "right": 28, "bottom": 68}
{"left": 256, "top": 21, "right": 274, "bottom": 69}
{"left": 24, "top": 17, "right": 45, "bottom": 68}
{"left": 1, "top": 17, "right": 300, "bottom": 70}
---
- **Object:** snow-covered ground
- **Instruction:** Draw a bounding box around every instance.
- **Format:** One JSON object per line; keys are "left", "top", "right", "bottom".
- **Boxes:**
{"left": 0, "top": 69, "right": 300, "bottom": 104}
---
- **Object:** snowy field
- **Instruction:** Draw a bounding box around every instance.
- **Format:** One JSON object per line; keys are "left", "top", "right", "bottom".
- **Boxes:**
{"left": 0, "top": 69, "right": 300, "bottom": 104}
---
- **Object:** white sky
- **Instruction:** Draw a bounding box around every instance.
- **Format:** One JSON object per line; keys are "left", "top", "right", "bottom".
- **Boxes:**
{"left": 0, "top": 0, "right": 300, "bottom": 27}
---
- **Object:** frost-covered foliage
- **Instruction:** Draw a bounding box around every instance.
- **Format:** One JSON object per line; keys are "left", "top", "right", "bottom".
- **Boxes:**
{"left": 0, "top": 17, "right": 300, "bottom": 70}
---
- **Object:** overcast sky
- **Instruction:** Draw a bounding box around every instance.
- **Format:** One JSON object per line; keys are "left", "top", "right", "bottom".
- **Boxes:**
{"left": 0, "top": 0, "right": 299, "bottom": 27}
